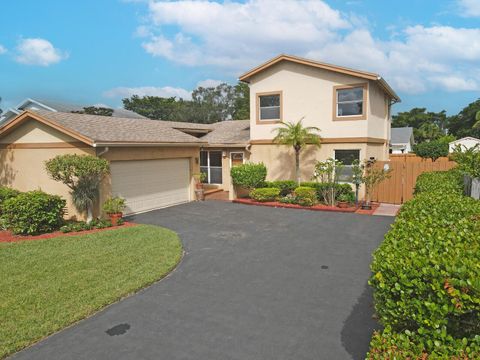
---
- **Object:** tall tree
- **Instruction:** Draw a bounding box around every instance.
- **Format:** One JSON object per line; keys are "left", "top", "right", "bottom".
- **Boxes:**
{"left": 448, "top": 99, "right": 480, "bottom": 138}
{"left": 392, "top": 108, "right": 447, "bottom": 142}
{"left": 72, "top": 106, "right": 113, "bottom": 116}
{"left": 272, "top": 120, "right": 321, "bottom": 184}
{"left": 122, "top": 81, "right": 250, "bottom": 123}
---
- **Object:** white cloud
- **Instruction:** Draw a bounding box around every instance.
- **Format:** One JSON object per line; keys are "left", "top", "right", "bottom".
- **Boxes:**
{"left": 103, "top": 86, "right": 192, "bottom": 99}
{"left": 15, "top": 38, "right": 67, "bottom": 66}
{"left": 459, "top": 0, "right": 480, "bottom": 17}
{"left": 136, "top": 0, "right": 480, "bottom": 94}
{"left": 0, "top": 45, "right": 6, "bottom": 54}
{"left": 196, "top": 79, "right": 223, "bottom": 88}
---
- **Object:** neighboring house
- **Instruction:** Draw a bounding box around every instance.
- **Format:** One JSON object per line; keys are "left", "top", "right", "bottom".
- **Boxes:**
{"left": 0, "top": 98, "right": 145, "bottom": 123}
{"left": 0, "top": 54, "right": 399, "bottom": 217}
{"left": 390, "top": 127, "right": 414, "bottom": 154}
{"left": 239, "top": 54, "right": 400, "bottom": 182}
{"left": 449, "top": 136, "right": 480, "bottom": 152}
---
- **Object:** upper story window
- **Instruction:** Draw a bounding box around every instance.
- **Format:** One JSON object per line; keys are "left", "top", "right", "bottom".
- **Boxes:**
{"left": 256, "top": 91, "right": 282, "bottom": 123}
{"left": 333, "top": 83, "right": 367, "bottom": 121}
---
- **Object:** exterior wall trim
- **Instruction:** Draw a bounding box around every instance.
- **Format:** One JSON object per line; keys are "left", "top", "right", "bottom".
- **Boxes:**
{"left": 332, "top": 82, "right": 368, "bottom": 121}
{"left": 255, "top": 90, "right": 283, "bottom": 125}
{"left": 250, "top": 137, "right": 387, "bottom": 145}
{"left": 0, "top": 142, "right": 89, "bottom": 149}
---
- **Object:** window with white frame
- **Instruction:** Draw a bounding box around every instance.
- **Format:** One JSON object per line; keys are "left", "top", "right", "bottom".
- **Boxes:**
{"left": 334, "top": 149, "right": 360, "bottom": 182}
{"left": 336, "top": 86, "right": 365, "bottom": 117}
{"left": 258, "top": 93, "right": 281, "bottom": 121}
{"left": 200, "top": 150, "right": 223, "bottom": 184}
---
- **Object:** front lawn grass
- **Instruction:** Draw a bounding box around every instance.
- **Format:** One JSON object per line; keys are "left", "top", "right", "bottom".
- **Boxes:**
{"left": 0, "top": 224, "right": 183, "bottom": 358}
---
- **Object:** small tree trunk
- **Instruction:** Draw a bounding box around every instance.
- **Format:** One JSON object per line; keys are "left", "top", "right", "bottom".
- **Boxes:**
{"left": 295, "top": 149, "right": 301, "bottom": 185}
{"left": 86, "top": 201, "right": 93, "bottom": 223}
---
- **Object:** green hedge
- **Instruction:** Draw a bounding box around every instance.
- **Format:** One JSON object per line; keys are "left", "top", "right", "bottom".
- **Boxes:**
{"left": 414, "top": 168, "right": 463, "bottom": 195}
{"left": 293, "top": 186, "right": 316, "bottom": 206}
{"left": 2, "top": 191, "right": 66, "bottom": 235}
{"left": 231, "top": 163, "right": 267, "bottom": 189}
{"left": 368, "top": 169, "right": 480, "bottom": 357}
{"left": 0, "top": 187, "right": 21, "bottom": 208}
{"left": 263, "top": 180, "right": 298, "bottom": 196}
{"left": 249, "top": 188, "right": 280, "bottom": 202}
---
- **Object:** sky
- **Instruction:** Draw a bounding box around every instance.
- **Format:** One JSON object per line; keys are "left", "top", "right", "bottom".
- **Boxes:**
{"left": 0, "top": 0, "right": 479, "bottom": 115}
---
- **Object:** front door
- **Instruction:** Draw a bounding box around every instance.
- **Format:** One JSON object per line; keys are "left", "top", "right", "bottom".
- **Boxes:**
{"left": 231, "top": 152, "right": 244, "bottom": 167}
{"left": 200, "top": 150, "right": 223, "bottom": 184}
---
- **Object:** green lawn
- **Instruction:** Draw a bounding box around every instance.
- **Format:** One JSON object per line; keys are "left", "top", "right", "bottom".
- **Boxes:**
{"left": 0, "top": 224, "right": 183, "bottom": 358}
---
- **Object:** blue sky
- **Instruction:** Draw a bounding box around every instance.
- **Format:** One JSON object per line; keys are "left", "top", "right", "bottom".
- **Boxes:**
{"left": 1, "top": 0, "right": 479, "bottom": 115}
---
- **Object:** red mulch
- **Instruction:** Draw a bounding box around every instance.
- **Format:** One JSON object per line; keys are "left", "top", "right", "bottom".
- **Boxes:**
{"left": 233, "top": 198, "right": 379, "bottom": 215}
{"left": 0, "top": 222, "right": 138, "bottom": 243}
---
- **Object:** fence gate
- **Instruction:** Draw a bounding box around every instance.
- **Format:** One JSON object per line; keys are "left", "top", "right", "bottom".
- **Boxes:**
{"left": 371, "top": 161, "right": 456, "bottom": 204}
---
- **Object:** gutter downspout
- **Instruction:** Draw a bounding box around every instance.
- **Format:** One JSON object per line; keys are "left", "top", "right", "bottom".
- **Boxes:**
{"left": 96, "top": 146, "right": 110, "bottom": 157}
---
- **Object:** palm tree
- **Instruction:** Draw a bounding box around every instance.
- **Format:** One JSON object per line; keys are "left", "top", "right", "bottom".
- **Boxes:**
{"left": 272, "top": 119, "right": 321, "bottom": 184}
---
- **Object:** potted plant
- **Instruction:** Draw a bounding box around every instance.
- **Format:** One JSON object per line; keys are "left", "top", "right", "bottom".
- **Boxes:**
{"left": 337, "top": 193, "right": 351, "bottom": 208}
{"left": 193, "top": 172, "right": 207, "bottom": 201}
{"left": 361, "top": 160, "right": 391, "bottom": 210}
{"left": 102, "top": 196, "right": 126, "bottom": 226}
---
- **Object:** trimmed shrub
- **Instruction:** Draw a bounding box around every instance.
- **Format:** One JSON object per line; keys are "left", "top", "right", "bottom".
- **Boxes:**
{"left": 263, "top": 180, "right": 297, "bottom": 196}
{"left": 231, "top": 163, "right": 267, "bottom": 190}
{"left": 369, "top": 169, "right": 480, "bottom": 356}
{"left": 249, "top": 188, "right": 280, "bottom": 202}
{"left": 293, "top": 187, "right": 317, "bottom": 206}
{"left": 414, "top": 168, "right": 463, "bottom": 195}
{"left": 0, "top": 187, "right": 21, "bottom": 208}
{"left": 2, "top": 191, "right": 66, "bottom": 235}
{"left": 300, "top": 182, "right": 354, "bottom": 202}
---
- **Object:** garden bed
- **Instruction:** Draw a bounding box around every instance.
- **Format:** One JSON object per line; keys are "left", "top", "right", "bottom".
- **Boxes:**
{"left": 0, "top": 222, "right": 137, "bottom": 243}
{"left": 233, "top": 198, "right": 379, "bottom": 214}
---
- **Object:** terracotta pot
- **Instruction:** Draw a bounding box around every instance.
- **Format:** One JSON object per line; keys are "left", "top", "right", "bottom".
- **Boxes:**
{"left": 337, "top": 201, "right": 349, "bottom": 208}
{"left": 195, "top": 189, "right": 205, "bottom": 201}
{"left": 195, "top": 182, "right": 204, "bottom": 190}
{"left": 109, "top": 213, "right": 123, "bottom": 226}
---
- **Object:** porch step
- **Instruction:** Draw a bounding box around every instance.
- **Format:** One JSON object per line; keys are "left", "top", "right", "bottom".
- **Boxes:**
{"left": 204, "top": 188, "right": 224, "bottom": 195}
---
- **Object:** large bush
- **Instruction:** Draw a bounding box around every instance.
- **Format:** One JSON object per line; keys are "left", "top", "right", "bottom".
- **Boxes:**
{"left": 0, "top": 187, "right": 21, "bottom": 208}
{"left": 368, "top": 169, "right": 480, "bottom": 357}
{"left": 413, "top": 138, "right": 449, "bottom": 161}
{"left": 293, "top": 187, "right": 316, "bottom": 206}
{"left": 414, "top": 168, "right": 463, "bottom": 195}
{"left": 2, "top": 191, "right": 66, "bottom": 235}
{"left": 230, "top": 162, "right": 267, "bottom": 190}
{"left": 249, "top": 188, "right": 280, "bottom": 202}
{"left": 301, "top": 182, "right": 354, "bottom": 203}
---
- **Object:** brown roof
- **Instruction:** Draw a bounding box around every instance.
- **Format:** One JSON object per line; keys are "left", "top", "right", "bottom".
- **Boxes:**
{"left": 0, "top": 110, "right": 205, "bottom": 146}
{"left": 202, "top": 120, "right": 250, "bottom": 145}
{"left": 239, "top": 54, "right": 400, "bottom": 102}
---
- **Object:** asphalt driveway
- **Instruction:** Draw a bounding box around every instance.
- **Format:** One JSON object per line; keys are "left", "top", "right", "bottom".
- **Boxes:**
{"left": 12, "top": 201, "right": 393, "bottom": 360}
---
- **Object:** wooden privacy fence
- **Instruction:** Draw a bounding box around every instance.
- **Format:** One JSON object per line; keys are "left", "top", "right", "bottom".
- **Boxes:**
{"left": 371, "top": 160, "right": 457, "bottom": 204}
{"left": 389, "top": 154, "right": 450, "bottom": 163}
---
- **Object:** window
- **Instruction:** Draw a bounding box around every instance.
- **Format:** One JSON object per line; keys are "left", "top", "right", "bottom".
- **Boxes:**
{"left": 334, "top": 84, "right": 367, "bottom": 120}
{"left": 335, "top": 149, "right": 360, "bottom": 182}
{"left": 200, "top": 150, "right": 223, "bottom": 184}
{"left": 257, "top": 92, "right": 282, "bottom": 122}
{"left": 230, "top": 152, "right": 244, "bottom": 167}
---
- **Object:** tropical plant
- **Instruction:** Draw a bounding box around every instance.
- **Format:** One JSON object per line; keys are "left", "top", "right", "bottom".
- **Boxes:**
{"left": 45, "top": 155, "right": 110, "bottom": 223}
{"left": 450, "top": 143, "right": 480, "bottom": 178}
{"left": 102, "top": 197, "right": 126, "bottom": 215}
{"left": 272, "top": 119, "right": 321, "bottom": 184}
{"left": 312, "top": 158, "right": 343, "bottom": 206}
{"left": 361, "top": 160, "right": 391, "bottom": 208}
{"left": 230, "top": 162, "right": 267, "bottom": 190}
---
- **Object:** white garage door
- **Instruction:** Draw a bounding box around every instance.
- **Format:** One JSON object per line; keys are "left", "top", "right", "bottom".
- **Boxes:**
{"left": 110, "top": 158, "right": 190, "bottom": 215}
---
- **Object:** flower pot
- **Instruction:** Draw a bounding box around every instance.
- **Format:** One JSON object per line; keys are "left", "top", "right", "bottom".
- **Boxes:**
{"left": 195, "top": 182, "right": 204, "bottom": 190}
{"left": 361, "top": 202, "right": 372, "bottom": 210}
{"left": 108, "top": 212, "right": 123, "bottom": 226}
{"left": 195, "top": 189, "right": 205, "bottom": 201}
{"left": 337, "top": 201, "right": 349, "bottom": 208}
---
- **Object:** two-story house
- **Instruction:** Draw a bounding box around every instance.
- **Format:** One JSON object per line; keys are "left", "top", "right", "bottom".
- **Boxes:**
{"left": 0, "top": 54, "right": 399, "bottom": 217}
{"left": 241, "top": 54, "right": 400, "bottom": 182}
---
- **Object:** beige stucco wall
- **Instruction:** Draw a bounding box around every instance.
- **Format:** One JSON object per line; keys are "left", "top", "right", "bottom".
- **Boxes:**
{"left": 248, "top": 61, "right": 391, "bottom": 142}
{"left": 0, "top": 119, "right": 77, "bottom": 144}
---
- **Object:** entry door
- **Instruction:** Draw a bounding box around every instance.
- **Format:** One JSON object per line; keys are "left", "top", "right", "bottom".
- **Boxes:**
{"left": 200, "top": 150, "right": 223, "bottom": 184}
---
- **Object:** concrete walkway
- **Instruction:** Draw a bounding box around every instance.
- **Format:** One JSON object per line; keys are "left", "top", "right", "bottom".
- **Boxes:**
{"left": 373, "top": 203, "right": 401, "bottom": 217}
{"left": 12, "top": 202, "right": 393, "bottom": 360}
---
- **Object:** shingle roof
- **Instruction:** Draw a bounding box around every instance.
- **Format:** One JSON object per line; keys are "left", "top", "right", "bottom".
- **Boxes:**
{"left": 32, "top": 110, "right": 204, "bottom": 145}
{"left": 391, "top": 127, "right": 414, "bottom": 144}
{"left": 202, "top": 120, "right": 250, "bottom": 145}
